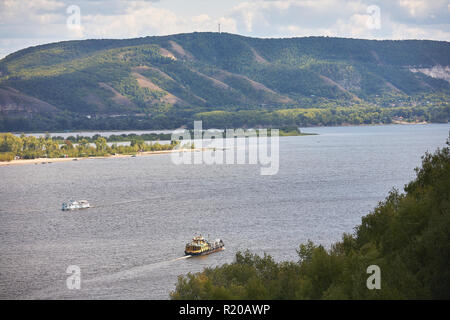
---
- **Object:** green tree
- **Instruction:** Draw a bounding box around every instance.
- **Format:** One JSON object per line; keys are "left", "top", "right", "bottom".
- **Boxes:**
{"left": 94, "top": 137, "right": 108, "bottom": 154}
{"left": 0, "top": 133, "right": 22, "bottom": 154}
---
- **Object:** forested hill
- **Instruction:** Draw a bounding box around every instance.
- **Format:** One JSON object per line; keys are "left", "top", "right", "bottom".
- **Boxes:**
{"left": 0, "top": 32, "right": 449, "bottom": 131}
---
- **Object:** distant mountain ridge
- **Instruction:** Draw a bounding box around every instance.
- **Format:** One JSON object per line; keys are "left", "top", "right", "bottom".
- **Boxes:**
{"left": 0, "top": 32, "right": 449, "bottom": 130}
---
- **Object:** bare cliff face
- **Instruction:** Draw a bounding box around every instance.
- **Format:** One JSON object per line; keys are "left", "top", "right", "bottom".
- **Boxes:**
{"left": 410, "top": 65, "right": 450, "bottom": 83}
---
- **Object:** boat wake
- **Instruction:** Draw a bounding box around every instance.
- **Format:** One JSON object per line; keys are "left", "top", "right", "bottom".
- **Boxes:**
{"left": 93, "top": 197, "right": 166, "bottom": 209}
{"left": 85, "top": 255, "right": 191, "bottom": 284}
{"left": 20, "top": 255, "right": 191, "bottom": 299}
{"left": 7, "top": 197, "right": 167, "bottom": 214}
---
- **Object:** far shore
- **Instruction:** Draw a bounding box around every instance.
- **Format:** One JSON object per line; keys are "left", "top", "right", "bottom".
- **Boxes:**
{"left": 3, "top": 120, "right": 438, "bottom": 136}
{"left": 0, "top": 148, "right": 204, "bottom": 167}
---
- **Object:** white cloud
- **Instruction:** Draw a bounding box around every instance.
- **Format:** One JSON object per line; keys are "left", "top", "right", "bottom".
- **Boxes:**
{"left": 398, "top": 0, "right": 445, "bottom": 18}
{"left": 79, "top": 2, "right": 236, "bottom": 39}
{"left": 227, "top": 0, "right": 450, "bottom": 40}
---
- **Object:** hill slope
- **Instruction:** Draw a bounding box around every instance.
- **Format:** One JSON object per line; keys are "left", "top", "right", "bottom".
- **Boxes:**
{"left": 0, "top": 33, "right": 449, "bottom": 130}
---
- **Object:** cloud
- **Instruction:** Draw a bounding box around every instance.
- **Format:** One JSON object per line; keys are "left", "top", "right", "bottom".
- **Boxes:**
{"left": 227, "top": 0, "right": 450, "bottom": 40}
{"left": 229, "top": 0, "right": 367, "bottom": 35}
{"left": 79, "top": 1, "right": 237, "bottom": 39}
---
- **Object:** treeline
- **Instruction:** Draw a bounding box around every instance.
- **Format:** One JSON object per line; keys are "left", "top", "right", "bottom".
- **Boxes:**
{"left": 0, "top": 105, "right": 448, "bottom": 132}
{"left": 195, "top": 105, "right": 449, "bottom": 128}
{"left": 52, "top": 132, "right": 173, "bottom": 143}
{"left": 0, "top": 133, "right": 179, "bottom": 161}
{"left": 171, "top": 139, "right": 450, "bottom": 299}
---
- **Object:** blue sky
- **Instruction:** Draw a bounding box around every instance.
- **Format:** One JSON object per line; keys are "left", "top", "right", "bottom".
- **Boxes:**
{"left": 1, "top": 0, "right": 449, "bottom": 58}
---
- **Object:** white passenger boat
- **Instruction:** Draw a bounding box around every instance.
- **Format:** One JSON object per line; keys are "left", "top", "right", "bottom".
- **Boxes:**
{"left": 62, "top": 200, "right": 90, "bottom": 211}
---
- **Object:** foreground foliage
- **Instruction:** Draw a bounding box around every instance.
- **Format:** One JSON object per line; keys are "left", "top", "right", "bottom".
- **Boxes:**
{"left": 171, "top": 139, "right": 450, "bottom": 299}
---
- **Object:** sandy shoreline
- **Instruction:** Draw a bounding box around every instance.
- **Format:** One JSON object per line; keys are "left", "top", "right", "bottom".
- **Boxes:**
{"left": 0, "top": 148, "right": 203, "bottom": 167}
{"left": 0, "top": 122, "right": 437, "bottom": 167}
{"left": 391, "top": 121, "right": 428, "bottom": 125}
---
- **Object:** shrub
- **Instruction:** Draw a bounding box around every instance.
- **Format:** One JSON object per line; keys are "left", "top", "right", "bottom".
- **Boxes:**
{"left": 0, "top": 152, "right": 15, "bottom": 162}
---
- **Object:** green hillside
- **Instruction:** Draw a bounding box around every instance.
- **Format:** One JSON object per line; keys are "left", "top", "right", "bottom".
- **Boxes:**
{"left": 0, "top": 33, "right": 449, "bottom": 131}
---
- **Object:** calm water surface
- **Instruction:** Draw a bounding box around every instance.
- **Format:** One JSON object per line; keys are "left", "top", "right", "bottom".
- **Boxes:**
{"left": 0, "top": 124, "right": 449, "bottom": 299}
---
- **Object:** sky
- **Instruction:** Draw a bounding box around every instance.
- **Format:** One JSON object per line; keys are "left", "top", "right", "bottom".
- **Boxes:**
{"left": 0, "top": 0, "right": 449, "bottom": 58}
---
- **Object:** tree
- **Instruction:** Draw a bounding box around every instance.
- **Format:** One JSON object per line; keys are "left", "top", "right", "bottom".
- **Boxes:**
{"left": 0, "top": 133, "right": 22, "bottom": 154}
{"left": 94, "top": 137, "right": 108, "bottom": 154}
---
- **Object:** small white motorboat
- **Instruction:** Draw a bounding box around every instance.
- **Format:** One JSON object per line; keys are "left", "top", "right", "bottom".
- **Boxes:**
{"left": 62, "top": 200, "right": 90, "bottom": 211}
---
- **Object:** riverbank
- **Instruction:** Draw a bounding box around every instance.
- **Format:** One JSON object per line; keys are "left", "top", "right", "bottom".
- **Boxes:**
{"left": 4, "top": 121, "right": 435, "bottom": 138}
{"left": 391, "top": 120, "right": 428, "bottom": 125}
{"left": 0, "top": 148, "right": 202, "bottom": 167}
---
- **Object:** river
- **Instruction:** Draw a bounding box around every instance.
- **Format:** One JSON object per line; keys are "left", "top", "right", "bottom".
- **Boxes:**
{"left": 0, "top": 124, "right": 448, "bottom": 299}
